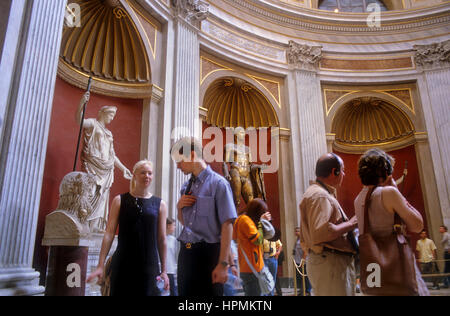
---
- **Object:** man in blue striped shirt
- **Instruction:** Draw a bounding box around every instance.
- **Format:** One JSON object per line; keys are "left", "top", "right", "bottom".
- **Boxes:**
{"left": 171, "top": 137, "right": 237, "bottom": 296}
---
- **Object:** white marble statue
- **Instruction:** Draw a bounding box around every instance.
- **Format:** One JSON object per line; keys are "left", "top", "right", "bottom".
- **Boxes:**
{"left": 77, "top": 92, "right": 132, "bottom": 233}
{"left": 42, "top": 172, "right": 96, "bottom": 245}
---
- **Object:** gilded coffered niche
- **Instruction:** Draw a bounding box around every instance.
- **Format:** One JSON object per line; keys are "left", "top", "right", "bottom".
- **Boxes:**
{"left": 59, "top": 0, "right": 154, "bottom": 98}
{"left": 331, "top": 97, "right": 415, "bottom": 150}
{"left": 203, "top": 78, "right": 279, "bottom": 129}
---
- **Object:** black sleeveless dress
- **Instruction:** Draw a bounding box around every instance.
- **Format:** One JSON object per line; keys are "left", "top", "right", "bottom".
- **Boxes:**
{"left": 110, "top": 193, "right": 162, "bottom": 296}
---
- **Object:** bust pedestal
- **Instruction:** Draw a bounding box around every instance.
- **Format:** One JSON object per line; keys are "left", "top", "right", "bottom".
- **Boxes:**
{"left": 42, "top": 210, "right": 91, "bottom": 296}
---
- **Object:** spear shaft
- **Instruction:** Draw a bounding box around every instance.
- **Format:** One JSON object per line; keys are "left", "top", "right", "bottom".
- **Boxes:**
{"left": 73, "top": 77, "right": 93, "bottom": 172}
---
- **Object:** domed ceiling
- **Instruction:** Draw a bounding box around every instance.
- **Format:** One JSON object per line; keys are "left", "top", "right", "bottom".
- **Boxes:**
{"left": 61, "top": 0, "right": 150, "bottom": 83}
{"left": 203, "top": 77, "right": 279, "bottom": 129}
{"left": 332, "top": 97, "right": 414, "bottom": 146}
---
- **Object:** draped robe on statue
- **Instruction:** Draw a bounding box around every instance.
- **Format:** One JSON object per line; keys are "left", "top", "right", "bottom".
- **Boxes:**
{"left": 81, "top": 118, "right": 116, "bottom": 231}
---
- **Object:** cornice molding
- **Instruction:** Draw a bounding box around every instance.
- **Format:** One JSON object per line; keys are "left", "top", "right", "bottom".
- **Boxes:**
{"left": 220, "top": 0, "right": 450, "bottom": 33}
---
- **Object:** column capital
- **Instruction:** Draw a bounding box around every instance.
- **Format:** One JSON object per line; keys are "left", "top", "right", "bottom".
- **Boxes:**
{"left": 287, "top": 40, "right": 322, "bottom": 72}
{"left": 413, "top": 39, "right": 450, "bottom": 71}
{"left": 151, "top": 84, "right": 164, "bottom": 104}
{"left": 171, "top": 0, "right": 209, "bottom": 26}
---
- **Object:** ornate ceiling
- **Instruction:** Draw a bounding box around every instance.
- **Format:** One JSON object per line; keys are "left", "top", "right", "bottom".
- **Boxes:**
{"left": 204, "top": 77, "right": 279, "bottom": 129}
{"left": 332, "top": 97, "right": 415, "bottom": 147}
{"left": 61, "top": 0, "right": 150, "bottom": 84}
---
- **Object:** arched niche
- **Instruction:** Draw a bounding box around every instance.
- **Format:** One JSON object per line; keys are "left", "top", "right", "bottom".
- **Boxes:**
{"left": 58, "top": 0, "right": 155, "bottom": 99}
{"left": 200, "top": 71, "right": 281, "bottom": 129}
{"left": 329, "top": 93, "right": 416, "bottom": 153}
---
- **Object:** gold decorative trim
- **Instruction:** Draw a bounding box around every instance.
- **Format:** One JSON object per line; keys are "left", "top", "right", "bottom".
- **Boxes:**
{"left": 153, "top": 84, "right": 164, "bottom": 92}
{"left": 200, "top": 56, "right": 233, "bottom": 84}
{"left": 203, "top": 77, "right": 279, "bottom": 128}
{"left": 61, "top": 0, "right": 151, "bottom": 83}
{"left": 58, "top": 59, "right": 153, "bottom": 99}
{"left": 126, "top": 0, "right": 158, "bottom": 60}
{"left": 375, "top": 89, "right": 415, "bottom": 114}
{"left": 319, "top": 57, "right": 416, "bottom": 72}
{"left": 331, "top": 97, "right": 415, "bottom": 147}
{"left": 324, "top": 89, "right": 358, "bottom": 116}
{"left": 332, "top": 134, "right": 417, "bottom": 154}
{"left": 246, "top": 74, "right": 282, "bottom": 109}
{"left": 324, "top": 87, "right": 415, "bottom": 115}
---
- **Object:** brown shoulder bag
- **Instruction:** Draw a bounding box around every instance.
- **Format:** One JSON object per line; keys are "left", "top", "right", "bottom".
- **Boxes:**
{"left": 358, "top": 186, "right": 419, "bottom": 296}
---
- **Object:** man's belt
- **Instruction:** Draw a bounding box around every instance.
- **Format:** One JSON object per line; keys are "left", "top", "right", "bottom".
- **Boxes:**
{"left": 322, "top": 247, "right": 355, "bottom": 258}
{"left": 181, "top": 241, "right": 220, "bottom": 249}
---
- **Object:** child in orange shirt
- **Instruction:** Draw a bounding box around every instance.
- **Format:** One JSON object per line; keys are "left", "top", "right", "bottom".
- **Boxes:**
{"left": 233, "top": 198, "right": 271, "bottom": 296}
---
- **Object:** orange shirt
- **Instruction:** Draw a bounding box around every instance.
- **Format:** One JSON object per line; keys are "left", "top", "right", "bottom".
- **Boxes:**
{"left": 233, "top": 215, "right": 264, "bottom": 273}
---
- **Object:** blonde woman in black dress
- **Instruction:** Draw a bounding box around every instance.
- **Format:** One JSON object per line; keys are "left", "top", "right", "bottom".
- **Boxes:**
{"left": 87, "top": 160, "right": 169, "bottom": 295}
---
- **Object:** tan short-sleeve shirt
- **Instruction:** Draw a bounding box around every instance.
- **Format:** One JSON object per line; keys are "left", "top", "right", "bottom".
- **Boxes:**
{"left": 299, "top": 182, "right": 354, "bottom": 254}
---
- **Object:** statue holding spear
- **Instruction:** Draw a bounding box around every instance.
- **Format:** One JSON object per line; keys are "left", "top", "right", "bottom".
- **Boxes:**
{"left": 74, "top": 79, "right": 132, "bottom": 233}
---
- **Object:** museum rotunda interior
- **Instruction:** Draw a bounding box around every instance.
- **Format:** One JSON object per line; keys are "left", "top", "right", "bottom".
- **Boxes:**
{"left": 0, "top": 0, "right": 449, "bottom": 296}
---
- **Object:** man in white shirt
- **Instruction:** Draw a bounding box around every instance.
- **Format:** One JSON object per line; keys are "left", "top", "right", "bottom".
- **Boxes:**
{"left": 416, "top": 230, "right": 439, "bottom": 290}
{"left": 166, "top": 218, "right": 179, "bottom": 296}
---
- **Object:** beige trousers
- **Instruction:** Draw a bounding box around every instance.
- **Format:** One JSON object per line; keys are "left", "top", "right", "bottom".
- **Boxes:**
{"left": 307, "top": 251, "right": 356, "bottom": 296}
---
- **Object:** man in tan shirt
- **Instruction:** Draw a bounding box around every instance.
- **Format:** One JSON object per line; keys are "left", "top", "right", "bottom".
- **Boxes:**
{"left": 299, "top": 153, "right": 358, "bottom": 296}
{"left": 416, "top": 230, "right": 439, "bottom": 289}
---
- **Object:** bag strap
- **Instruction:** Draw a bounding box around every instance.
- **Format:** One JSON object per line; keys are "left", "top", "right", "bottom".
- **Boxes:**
{"left": 239, "top": 246, "right": 260, "bottom": 277}
{"left": 236, "top": 216, "right": 260, "bottom": 278}
{"left": 364, "top": 186, "right": 404, "bottom": 235}
{"left": 363, "top": 186, "right": 376, "bottom": 234}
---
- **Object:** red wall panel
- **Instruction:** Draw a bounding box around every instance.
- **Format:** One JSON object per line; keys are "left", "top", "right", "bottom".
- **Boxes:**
{"left": 335, "top": 145, "right": 427, "bottom": 248}
{"left": 33, "top": 77, "right": 142, "bottom": 284}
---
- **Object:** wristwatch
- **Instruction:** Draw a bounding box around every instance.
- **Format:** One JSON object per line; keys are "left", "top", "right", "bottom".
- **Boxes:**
{"left": 220, "top": 261, "right": 230, "bottom": 268}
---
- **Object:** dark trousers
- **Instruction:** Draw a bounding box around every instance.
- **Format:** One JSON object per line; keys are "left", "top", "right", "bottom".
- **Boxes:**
{"left": 177, "top": 242, "right": 223, "bottom": 296}
{"left": 444, "top": 251, "right": 450, "bottom": 287}
{"left": 420, "top": 262, "right": 439, "bottom": 287}
{"left": 240, "top": 272, "right": 261, "bottom": 296}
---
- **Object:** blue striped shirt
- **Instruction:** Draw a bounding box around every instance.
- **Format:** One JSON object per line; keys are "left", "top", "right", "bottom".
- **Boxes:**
{"left": 178, "top": 165, "right": 237, "bottom": 244}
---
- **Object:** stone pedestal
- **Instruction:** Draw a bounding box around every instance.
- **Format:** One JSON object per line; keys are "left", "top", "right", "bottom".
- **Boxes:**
{"left": 44, "top": 245, "right": 88, "bottom": 296}
{"left": 42, "top": 210, "right": 90, "bottom": 296}
{"left": 85, "top": 233, "right": 117, "bottom": 296}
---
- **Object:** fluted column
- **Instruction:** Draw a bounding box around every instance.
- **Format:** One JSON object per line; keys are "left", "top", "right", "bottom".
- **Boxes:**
{"left": 0, "top": 0, "right": 67, "bottom": 295}
{"left": 414, "top": 40, "right": 450, "bottom": 231}
{"left": 140, "top": 86, "right": 164, "bottom": 196}
{"left": 287, "top": 41, "right": 328, "bottom": 194}
{"left": 278, "top": 129, "right": 297, "bottom": 278}
{"left": 168, "top": 0, "right": 208, "bottom": 231}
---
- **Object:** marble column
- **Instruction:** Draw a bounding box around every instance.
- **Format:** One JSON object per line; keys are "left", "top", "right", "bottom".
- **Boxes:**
{"left": 0, "top": 0, "right": 67, "bottom": 295}
{"left": 168, "top": 0, "right": 208, "bottom": 233}
{"left": 283, "top": 41, "right": 327, "bottom": 281}
{"left": 414, "top": 40, "right": 450, "bottom": 230}
{"left": 140, "top": 85, "right": 164, "bottom": 196}
{"left": 278, "top": 128, "right": 298, "bottom": 278}
{"left": 287, "top": 41, "right": 328, "bottom": 195}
